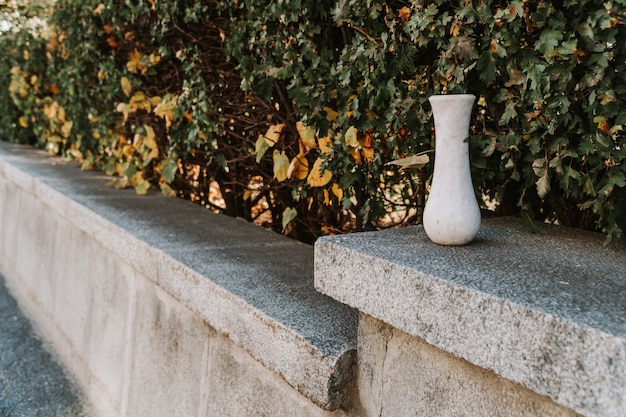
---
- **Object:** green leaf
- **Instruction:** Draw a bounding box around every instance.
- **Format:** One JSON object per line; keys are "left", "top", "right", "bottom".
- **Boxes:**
{"left": 536, "top": 30, "right": 563, "bottom": 54}
{"left": 582, "top": 175, "right": 596, "bottom": 196}
{"left": 282, "top": 207, "right": 297, "bottom": 231}
{"left": 273, "top": 150, "right": 290, "bottom": 181}
{"left": 557, "top": 39, "right": 578, "bottom": 55}
{"left": 476, "top": 52, "right": 496, "bottom": 85}
{"left": 134, "top": 179, "right": 150, "bottom": 195}
{"left": 255, "top": 135, "right": 270, "bottom": 163}
{"left": 536, "top": 169, "right": 550, "bottom": 198}
{"left": 521, "top": 209, "right": 538, "bottom": 233}
{"left": 160, "top": 183, "right": 177, "bottom": 197}
{"left": 161, "top": 157, "right": 178, "bottom": 183}
{"left": 499, "top": 101, "right": 517, "bottom": 125}
{"left": 608, "top": 170, "right": 626, "bottom": 188}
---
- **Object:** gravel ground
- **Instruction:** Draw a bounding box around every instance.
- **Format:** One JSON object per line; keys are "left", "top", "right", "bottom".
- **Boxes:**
{"left": 0, "top": 274, "right": 89, "bottom": 417}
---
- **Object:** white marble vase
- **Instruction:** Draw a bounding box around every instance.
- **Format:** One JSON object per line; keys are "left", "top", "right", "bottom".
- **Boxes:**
{"left": 422, "top": 94, "right": 481, "bottom": 245}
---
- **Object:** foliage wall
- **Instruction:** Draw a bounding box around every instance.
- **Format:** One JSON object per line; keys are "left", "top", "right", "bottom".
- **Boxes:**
{"left": 0, "top": 0, "right": 50, "bottom": 144}
{"left": 2, "top": 0, "right": 626, "bottom": 242}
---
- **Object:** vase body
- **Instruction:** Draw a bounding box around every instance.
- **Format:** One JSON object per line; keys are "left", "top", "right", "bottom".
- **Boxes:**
{"left": 423, "top": 94, "right": 481, "bottom": 245}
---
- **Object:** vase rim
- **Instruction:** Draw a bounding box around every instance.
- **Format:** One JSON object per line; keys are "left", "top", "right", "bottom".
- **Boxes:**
{"left": 429, "top": 93, "right": 476, "bottom": 101}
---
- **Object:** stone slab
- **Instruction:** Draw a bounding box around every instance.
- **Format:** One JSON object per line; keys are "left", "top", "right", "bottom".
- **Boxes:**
{"left": 0, "top": 142, "right": 357, "bottom": 410}
{"left": 315, "top": 218, "right": 626, "bottom": 417}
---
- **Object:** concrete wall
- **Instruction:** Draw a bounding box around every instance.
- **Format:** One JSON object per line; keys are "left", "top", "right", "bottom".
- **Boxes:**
{"left": 0, "top": 143, "right": 355, "bottom": 417}
{"left": 2, "top": 142, "right": 624, "bottom": 417}
{"left": 351, "top": 313, "right": 580, "bottom": 417}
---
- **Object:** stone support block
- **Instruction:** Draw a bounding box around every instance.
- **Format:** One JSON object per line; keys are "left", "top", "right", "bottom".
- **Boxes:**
{"left": 315, "top": 218, "right": 626, "bottom": 417}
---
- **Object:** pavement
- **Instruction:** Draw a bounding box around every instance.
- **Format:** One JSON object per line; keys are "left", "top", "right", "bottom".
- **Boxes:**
{"left": 0, "top": 273, "right": 89, "bottom": 417}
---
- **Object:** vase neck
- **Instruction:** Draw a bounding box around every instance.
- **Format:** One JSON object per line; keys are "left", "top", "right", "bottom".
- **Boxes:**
{"left": 429, "top": 94, "right": 475, "bottom": 145}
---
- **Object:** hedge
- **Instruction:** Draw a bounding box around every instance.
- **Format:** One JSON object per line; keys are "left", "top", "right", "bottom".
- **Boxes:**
{"left": 2, "top": 0, "right": 626, "bottom": 242}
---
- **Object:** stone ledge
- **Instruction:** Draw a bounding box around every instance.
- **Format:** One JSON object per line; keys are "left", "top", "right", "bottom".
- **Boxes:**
{"left": 314, "top": 218, "right": 626, "bottom": 417}
{"left": 0, "top": 142, "right": 357, "bottom": 411}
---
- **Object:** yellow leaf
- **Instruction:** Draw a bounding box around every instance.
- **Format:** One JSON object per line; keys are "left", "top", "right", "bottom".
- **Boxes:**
{"left": 61, "top": 120, "right": 73, "bottom": 138}
{"left": 307, "top": 158, "right": 332, "bottom": 187}
{"left": 264, "top": 123, "right": 285, "bottom": 146}
{"left": 597, "top": 118, "right": 611, "bottom": 134}
{"left": 387, "top": 153, "right": 430, "bottom": 170}
{"left": 18, "top": 116, "right": 28, "bottom": 128}
{"left": 332, "top": 183, "right": 343, "bottom": 200}
{"left": 129, "top": 92, "right": 151, "bottom": 111}
{"left": 143, "top": 125, "right": 157, "bottom": 149}
{"left": 149, "top": 53, "right": 161, "bottom": 65}
{"left": 153, "top": 98, "right": 175, "bottom": 129}
{"left": 361, "top": 146, "right": 375, "bottom": 163}
{"left": 153, "top": 100, "right": 175, "bottom": 120}
{"left": 57, "top": 106, "right": 66, "bottom": 123}
{"left": 273, "top": 150, "right": 290, "bottom": 182}
{"left": 399, "top": 6, "right": 411, "bottom": 23}
{"left": 46, "top": 141, "right": 59, "bottom": 154}
{"left": 296, "top": 121, "right": 317, "bottom": 150}
{"left": 132, "top": 173, "right": 150, "bottom": 195}
{"left": 145, "top": 125, "right": 155, "bottom": 139}
{"left": 93, "top": 4, "right": 105, "bottom": 15}
{"left": 120, "top": 76, "right": 132, "bottom": 97}
{"left": 324, "top": 107, "right": 339, "bottom": 122}
{"left": 287, "top": 153, "right": 309, "bottom": 180}
{"left": 113, "top": 176, "right": 128, "bottom": 189}
{"left": 345, "top": 126, "right": 359, "bottom": 147}
{"left": 323, "top": 189, "right": 330, "bottom": 205}
{"left": 133, "top": 133, "right": 143, "bottom": 150}
{"left": 350, "top": 147, "right": 362, "bottom": 165}
{"left": 318, "top": 134, "right": 333, "bottom": 154}
{"left": 116, "top": 102, "right": 135, "bottom": 122}
{"left": 600, "top": 93, "right": 615, "bottom": 106}
{"left": 450, "top": 21, "right": 461, "bottom": 36}
{"left": 122, "top": 144, "right": 134, "bottom": 157}
{"left": 149, "top": 96, "right": 162, "bottom": 106}
{"left": 127, "top": 49, "right": 147, "bottom": 74}
{"left": 43, "top": 101, "right": 58, "bottom": 120}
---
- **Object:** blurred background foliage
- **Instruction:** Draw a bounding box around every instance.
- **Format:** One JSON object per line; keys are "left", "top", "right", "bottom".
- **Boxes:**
{"left": 1, "top": 0, "right": 625, "bottom": 243}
